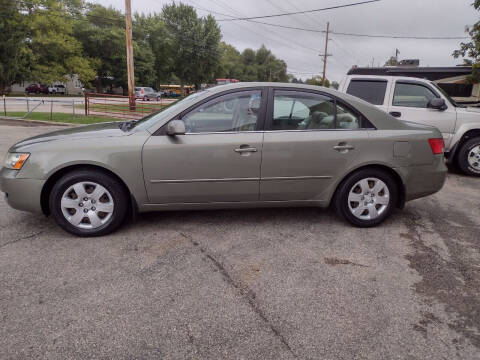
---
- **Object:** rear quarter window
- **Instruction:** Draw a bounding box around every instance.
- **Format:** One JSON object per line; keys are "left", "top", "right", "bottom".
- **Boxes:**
{"left": 346, "top": 80, "right": 387, "bottom": 105}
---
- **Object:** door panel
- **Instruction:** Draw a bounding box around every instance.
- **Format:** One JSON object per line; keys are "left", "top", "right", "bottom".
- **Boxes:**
{"left": 260, "top": 89, "right": 369, "bottom": 201}
{"left": 142, "top": 89, "right": 266, "bottom": 204}
{"left": 260, "top": 131, "right": 368, "bottom": 201}
{"left": 143, "top": 133, "right": 263, "bottom": 203}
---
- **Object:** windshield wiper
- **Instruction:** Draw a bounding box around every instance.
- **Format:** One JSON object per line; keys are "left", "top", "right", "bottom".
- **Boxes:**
{"left": 119, "top": 120, "right": 137, "bottom": 131}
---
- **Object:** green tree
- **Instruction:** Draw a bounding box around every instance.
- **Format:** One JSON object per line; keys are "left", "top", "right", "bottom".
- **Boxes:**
{"left": 216, "top": 42, "right": 244, "bottom": 80}
{"left": 331, "top": 81, "right": 340, "bottom": 90}
{"left": 134, "top": 13, "right": 172, "bottom": 87}
{"left": 0, "top": 0, "right": 30, "bottom": 94}
{"left": 26, "top": 0, "right": 96, "bottom": 86}
{"left": 453, "top": 0, "right": 480, "bottom": 83}
{"left": 162, "top": 3, "right": 221, "bottom": 94}
{"left": 306, "top": 75, "right": 330, "bottom": 87}
{"left": 73, "top": 4, "right": 126, "bottom": 92}
{"left": 384, "top": 56, "right": 399, "bottom": 66}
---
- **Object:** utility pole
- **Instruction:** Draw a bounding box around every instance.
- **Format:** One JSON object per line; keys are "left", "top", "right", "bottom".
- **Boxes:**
{"left": 320, "top": 22, "right": 332, "bottom": 87}
{"left": 125, "top": 0, "right": 135, "bottom": 110}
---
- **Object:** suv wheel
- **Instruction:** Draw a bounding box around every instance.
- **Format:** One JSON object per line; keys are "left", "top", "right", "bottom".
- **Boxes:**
{"left": 458, "top": 137, "right": 480, "bottom": 176}
{"left": 49, "top": 169, "right": 129, "bottom": 236}
{"left": 334, "top": 169, "right": 397, "bottom": 227}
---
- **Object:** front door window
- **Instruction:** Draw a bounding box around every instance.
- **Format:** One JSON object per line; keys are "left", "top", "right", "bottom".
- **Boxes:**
{"left": 183, "top": 91, "right": 262, "bottom": 133}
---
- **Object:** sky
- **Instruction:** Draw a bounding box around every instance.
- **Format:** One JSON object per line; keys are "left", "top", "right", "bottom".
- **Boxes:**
{"left": 90, "top": 0, "right": 478, "bottom": 82}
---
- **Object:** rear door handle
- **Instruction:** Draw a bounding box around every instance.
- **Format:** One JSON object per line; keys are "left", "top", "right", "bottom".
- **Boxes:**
{"left": 334, "top": 144, "right": 355, "bottom": 151}
{"left": 234, "top": 145, "right": 257, "bottom": 153}
{"left": 389, "top": 111, "right": 401, "bottom": 118}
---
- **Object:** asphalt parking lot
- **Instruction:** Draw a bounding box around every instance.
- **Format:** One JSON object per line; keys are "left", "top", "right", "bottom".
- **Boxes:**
{"left": 0, "top": 121, "right": 479, "bottom": 359}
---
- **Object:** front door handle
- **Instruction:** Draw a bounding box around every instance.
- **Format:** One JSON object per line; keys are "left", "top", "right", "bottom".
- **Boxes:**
{"left": 234, "top": 145, "right": 257, "bottom": 154}
{"left": 390, "top": 111, "right": 401, "bottom": 118}
{"left": 334, "top": 144, "right": 355, "bottom": 151}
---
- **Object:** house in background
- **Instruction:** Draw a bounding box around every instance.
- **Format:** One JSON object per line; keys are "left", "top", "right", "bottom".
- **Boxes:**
{"left": 9, "top": 74, "right": 124, "bottom": 95}
{"left": 10, "top": 74, "right": 85, "bottom": 95}
{"left": 347, "top": 64, "right": 478, "bottom": 105}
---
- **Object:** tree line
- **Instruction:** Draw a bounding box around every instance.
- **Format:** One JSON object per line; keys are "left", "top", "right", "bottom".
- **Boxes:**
{"left": 0, "top": 0, "right": 290, "bottom": 94}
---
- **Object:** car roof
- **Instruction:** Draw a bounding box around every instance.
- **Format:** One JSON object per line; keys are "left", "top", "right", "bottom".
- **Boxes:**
{"left": 346, "top": 74, "right": 433, "bottom": 83}
{"left": 206, "top": 82, "right": 341, "bottom": 97}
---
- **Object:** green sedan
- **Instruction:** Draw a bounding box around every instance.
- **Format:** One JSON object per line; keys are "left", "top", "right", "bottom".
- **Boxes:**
{"left": 1, "top": 83, "right": 447, "bottom": 236}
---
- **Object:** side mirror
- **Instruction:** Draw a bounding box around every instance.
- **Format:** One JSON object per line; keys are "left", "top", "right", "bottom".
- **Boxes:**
{"left": 427, "top": 98, "right": 447, "bottom": 111}
{"left": 166, "top": 119, "right": 186, "bottom": 136}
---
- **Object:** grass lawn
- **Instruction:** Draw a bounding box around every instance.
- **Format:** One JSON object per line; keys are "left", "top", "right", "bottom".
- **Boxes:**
{"left": 6, "top": 93, "right": 83, "bottom": 97}
{"left": 3, "top": 112, "right": 120, "bottom": 124}
{"left": 83, "top": 102, "right": 170, "bottom": 112}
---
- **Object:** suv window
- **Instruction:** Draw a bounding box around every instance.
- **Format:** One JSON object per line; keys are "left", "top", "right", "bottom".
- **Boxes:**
{"left": 393, "top": 82, "right": 437, "bottom": 108}
{"left": 346, "top": 80, "right": 387, "bottom": 105}
{"left": 271, "top": 91, "right": 361, "bottom": 130}
{"left": 183, "top": 90, "right": 261, "bottom": 133}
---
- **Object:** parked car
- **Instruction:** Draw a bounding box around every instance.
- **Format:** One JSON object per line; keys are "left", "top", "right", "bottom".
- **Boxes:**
{"left": 134, "top": 87, "right": 163, "bottom": 101}
{"left": 48, "top": 84, "right": 66, "bottom": 95}
{"left": 1, "top": 83, "right": 447, "bottom": 236}
{"left": 340, "top": 75, "right": 480, "bottom": 176}
{"left": 25, "top": 83, "right": 48, "bottom": 94}
{"left": 164, "top": 90, "right": 181, "bottom": 98}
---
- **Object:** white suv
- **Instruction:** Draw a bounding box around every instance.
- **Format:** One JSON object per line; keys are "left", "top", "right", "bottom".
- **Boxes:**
{"left": 340, "top": 75, "right": 480, "bottom": 176}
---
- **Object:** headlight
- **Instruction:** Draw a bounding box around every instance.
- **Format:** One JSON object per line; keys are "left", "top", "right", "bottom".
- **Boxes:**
{"left": 4, "top": 152, "right": 30, "bottom": 170}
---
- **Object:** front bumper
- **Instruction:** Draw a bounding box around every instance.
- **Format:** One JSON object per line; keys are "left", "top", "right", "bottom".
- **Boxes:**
{"left": 397, "top": 156, "right": 447, "bottom": 202}
{"left": 0, "top": 167, "right": 45, "bottom": 213}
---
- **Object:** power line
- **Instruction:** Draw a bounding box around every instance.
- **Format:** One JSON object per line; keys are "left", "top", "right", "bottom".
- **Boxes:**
{"left": 185, "top": 2, "right": 468, "bottom": 40}
{"left": 191, "top": 0, "right": 321, "bottom": 54}
{"left": 216, "top": 0, "right": 381, "bottom": 21}
{"left": 244, "top": 19, "right": 468, "bottom": 40}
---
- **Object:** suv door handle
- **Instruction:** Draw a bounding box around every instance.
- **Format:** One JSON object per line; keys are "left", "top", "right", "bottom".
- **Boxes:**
{"left": 334, "top": 144, "right": 355, "bottom": 152}
{"left": 389, "top": 111, "right": 401, "bottom": 118}
{"left": 234, "top": 145, "right": 257, "bottom": 153}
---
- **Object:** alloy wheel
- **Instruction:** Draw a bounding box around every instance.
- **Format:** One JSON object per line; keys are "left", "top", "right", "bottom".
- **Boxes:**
{"left": 60, "top": 182, "right": 114, "bottom": 229}
{"left": 347, "top": 177, "right": 390, "bottom": 220}
{"left": 467, "top": 145, "right": 480, "bottom": 171}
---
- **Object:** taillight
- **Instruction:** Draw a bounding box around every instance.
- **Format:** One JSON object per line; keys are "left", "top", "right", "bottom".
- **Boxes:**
{"left": 428, "top": 138, "right": 445, "bottom": 155}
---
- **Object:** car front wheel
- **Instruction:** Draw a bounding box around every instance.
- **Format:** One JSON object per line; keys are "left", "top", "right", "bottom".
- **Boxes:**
{"left": 49, "top": 169, "right": 129, "bottom": 236}
{"left": 334, "top": 169, "right": 397, "bottom": 227}
{"left": 457, "top": 137, "right": 480, "bottom": 176}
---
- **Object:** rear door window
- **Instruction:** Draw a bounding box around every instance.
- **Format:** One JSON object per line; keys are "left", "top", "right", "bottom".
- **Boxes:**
{"left": 270, "top": 90, "right": 365, "bottom": 130}
{"left": 346, "top": 80, "right": 387, "bottom": 105}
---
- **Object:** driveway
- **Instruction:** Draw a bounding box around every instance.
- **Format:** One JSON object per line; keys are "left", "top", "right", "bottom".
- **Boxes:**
{"left": 0, "top": 122, "right": 479, "bottom": 359}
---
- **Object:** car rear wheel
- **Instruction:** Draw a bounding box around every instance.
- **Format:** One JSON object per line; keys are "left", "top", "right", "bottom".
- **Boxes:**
{"left": 49, "top": 169, "right": 128, "bottom": 236}
{"left": 334, "top": 168, "right": 397, "bottom": 227}
{"left": 457, "top": 137, "right": 480, "bottom": 176}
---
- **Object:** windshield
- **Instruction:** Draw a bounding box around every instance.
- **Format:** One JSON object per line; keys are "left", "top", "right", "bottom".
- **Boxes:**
{"left": 133, "top": 90, "right": 207, "bottom": 130}
{"left": 431, "top": 82, "right": 464, "bottom": 108}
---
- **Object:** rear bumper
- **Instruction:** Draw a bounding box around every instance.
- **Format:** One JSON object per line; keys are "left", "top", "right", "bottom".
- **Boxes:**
{"left": 396, "top": 156, "right": 447, "bottom": 202}
{"left": 0, "top": 167, "right": 44, "bottom": 213}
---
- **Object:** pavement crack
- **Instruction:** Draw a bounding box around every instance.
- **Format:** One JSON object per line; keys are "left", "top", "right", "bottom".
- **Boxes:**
{"left": 0, "top": 231, "right": 44, "bottom": 250}
{"left": 179, "top": 232, "right": 297, "bottom": 358}
{"left": 324, "top": 257, "right": 368, "bottom": 267}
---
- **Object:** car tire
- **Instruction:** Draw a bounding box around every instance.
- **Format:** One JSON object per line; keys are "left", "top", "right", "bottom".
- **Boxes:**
{"left": 334, "top": 168, "right": 398, "bottom": 227}
{"left": 49, "top": 169, "right": 129, "bottom": 237}
{"left": 143, "top": 96, "right": 148, "bottom": 101}
{"left": 457, "top": 137, "right": 480, "bottom": 176}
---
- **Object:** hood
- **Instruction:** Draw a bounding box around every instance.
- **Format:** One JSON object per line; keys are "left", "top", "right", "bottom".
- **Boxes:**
{"left": 10, "top": 122, "right": 128, "bottom": 151}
